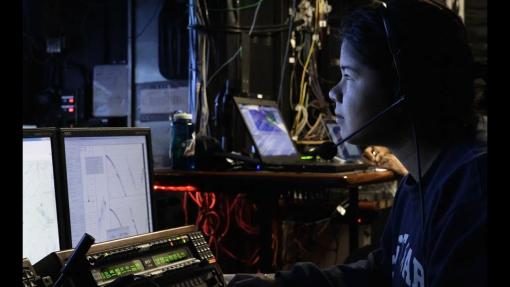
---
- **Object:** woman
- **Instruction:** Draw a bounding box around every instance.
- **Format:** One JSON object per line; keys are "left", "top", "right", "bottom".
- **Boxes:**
{"left": 228, "top": 0, "right": 487, "bottom": 286}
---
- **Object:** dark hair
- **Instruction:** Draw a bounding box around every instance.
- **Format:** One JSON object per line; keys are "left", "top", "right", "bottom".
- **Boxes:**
{"left": 341, "top": 0, "right": 478, "bottom": 143}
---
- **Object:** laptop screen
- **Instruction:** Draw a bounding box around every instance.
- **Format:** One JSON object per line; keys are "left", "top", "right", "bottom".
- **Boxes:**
{"left": 237, "top": 102, "right": 298, "bottom": 157}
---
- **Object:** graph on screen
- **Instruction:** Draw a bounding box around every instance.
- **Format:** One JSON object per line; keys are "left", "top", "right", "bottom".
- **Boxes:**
{"left": 64, "top": 134, "right": 152, "bottom": 246}
{"left": 23, "top": 137, "right": 61, "bottom": 262}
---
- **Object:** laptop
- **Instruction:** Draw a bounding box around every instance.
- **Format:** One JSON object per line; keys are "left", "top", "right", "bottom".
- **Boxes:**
{"left": 233, "top": 96, "right": 368, "bottom": 172}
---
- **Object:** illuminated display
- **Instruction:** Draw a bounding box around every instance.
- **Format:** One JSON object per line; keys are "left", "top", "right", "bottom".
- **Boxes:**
{"left": 100, "top": 260, "right": 144, "bottom": 280}
{"left": 153, "top": 249, "right": 189, "bottom": 266}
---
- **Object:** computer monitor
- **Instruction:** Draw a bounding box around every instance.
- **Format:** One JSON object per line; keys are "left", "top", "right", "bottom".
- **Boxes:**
{"left": 60, "top": 128, "right": 155, "bottom": 246}
{"left": 23, "top": 128, "right": 65, "bottom": 262}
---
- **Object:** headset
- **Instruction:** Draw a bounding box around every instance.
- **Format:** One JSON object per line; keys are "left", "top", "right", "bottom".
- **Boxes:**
{"left": 378, "top": 1, "right": 403, "bottom": 101}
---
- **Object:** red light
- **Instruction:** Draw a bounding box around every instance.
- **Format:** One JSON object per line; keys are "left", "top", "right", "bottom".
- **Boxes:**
{"left": 153, "top": 185, "right": 199, "bottom": 193}
{"left": 357, "top": 218, "right": 362, "bottom": 224}
{"left": 68, "top": 108, "right": 75, "bottom": 113}
{"left": 69, "top": 98, "right": 75, "bottom": 104}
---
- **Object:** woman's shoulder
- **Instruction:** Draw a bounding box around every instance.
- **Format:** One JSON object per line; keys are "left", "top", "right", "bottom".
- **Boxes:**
{"left": 428, "top": 140, "right": 487, "bottom": 206}
{"left": 434, "top": 139, "right": 486, "bottom": 181}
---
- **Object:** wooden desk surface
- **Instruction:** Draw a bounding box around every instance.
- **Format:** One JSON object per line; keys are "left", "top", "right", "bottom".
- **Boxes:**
{"left": 154, "top": 168, "right": 396, "bottom": 189}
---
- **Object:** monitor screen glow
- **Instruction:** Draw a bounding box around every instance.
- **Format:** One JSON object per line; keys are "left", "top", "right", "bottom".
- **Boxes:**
{"left": 23, "top": 136, "right": 61, "bottom": 262}
{"left": 63, "top": 134, "right": 153, "bottom": 246}
{"left": 238, "top": 104, "right": 297, "bottom": 157}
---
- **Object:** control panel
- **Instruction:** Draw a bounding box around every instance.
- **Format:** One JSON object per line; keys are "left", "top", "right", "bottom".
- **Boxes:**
{"left": 35, "top": 225, "right": 225, "bottom": 287}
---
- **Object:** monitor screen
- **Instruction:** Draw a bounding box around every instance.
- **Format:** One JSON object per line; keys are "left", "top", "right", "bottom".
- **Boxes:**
{"left": 238, "top": 103, "right": 298, "bottom": 157}
{"left": 61, "top": 128, "right": 153, "bottom": 246}
{"left": 23, "top": 129, "right": 62, "bottom": 262}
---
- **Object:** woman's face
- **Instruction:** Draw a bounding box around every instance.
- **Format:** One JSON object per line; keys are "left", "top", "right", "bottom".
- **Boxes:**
{"left": 329, "top": 40, "right": 394, "bottom": 146}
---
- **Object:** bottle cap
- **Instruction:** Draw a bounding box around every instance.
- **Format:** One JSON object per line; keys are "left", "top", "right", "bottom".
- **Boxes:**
{"left": 172, "top": 112, "right": 192, "bottom": 121}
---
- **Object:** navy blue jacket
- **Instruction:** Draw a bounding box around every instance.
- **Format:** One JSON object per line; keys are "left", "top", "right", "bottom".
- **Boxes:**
{"left": 276, "top": 140, "right": 487, "bottom": 287}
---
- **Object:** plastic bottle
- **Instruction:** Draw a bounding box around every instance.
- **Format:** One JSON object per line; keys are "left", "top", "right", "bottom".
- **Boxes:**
{"left": 169, "top": 111, "right": 194, "bottom": 170}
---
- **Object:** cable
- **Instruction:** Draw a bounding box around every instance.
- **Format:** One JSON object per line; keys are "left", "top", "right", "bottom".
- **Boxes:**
{"left": 234, "top": 194, "right": 260, "bottom": 235}
{"left": 299, "top": 39, "right": 316, "bottom": 105}
{"left": 187, "top": 192, "right": 202, "bottom": 207}
{"left": 248, "top": 0, "right": 264, "bottom": 36}
{"left": 189, "top": 24, "right": 288, "bottom": 32}
{"left": 412, "top": 122, "right": 427, "bottom": 286}
{"left": 288, "top": 69, "right": 296, "bottom": 109}
{"left": 187, "top": 191, "right": 222, "bottom": 259}
{"left": 315, "top": 0, "right": 320, "bottom": 31}
{"left": 204, "top": 0, "right": 263, "bottom": 12}
{"left": 220, "top": 194, "right": 232, "bottom": 239}
{"left": 206, "top": 47, "right": 242, "bottom": 86}
{"left": 208, "top": 192, "right": 217, "bottom": 209}
{"left": 293, "top": 86, "right": 309, "bottom": 138}
{"left": 220, "top": 244, "right": 261, "bottom": 266}
{"left": 194, "top": 0, "right": 206, "bottom": 26}
{"left": 201, "top": 210, "right": 220, "bottom": 237}
{"left": 309, "top": 55, "right": 326, "bottom": 102}
{"left": 200, "top": 0, "right": 211, "bottom": 25}
{"left": 190, "top": 0, "right": 201, "bottom": 126}
{"left": 291, "top": 37, "right": 316, "bottom": 139}
{"left": 304, "top": 113, "right": 324, "bottom": 140}
{"left": 198, "top": 36, "right": 209, "bottom": 136}
{"left": 277, "top": 0, "right": 297, "bottom": 107}
{"left": 272, "top": 229, "right": 279, "bottom": 268}
{"left": 182, "top": 192, "right": 189, "bottom": 224}
{"left": 132, "top": 0, "right": 164, "bottom": 40}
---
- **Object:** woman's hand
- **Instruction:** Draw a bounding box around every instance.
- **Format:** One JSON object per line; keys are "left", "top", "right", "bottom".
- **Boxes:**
{"left": 363, "top": 146, "right": 408, "bottom": 176}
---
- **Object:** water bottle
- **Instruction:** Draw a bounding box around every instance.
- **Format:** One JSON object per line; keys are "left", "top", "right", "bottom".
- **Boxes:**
{"left": 169, "top": 111, "right": 194, "bottom": 170}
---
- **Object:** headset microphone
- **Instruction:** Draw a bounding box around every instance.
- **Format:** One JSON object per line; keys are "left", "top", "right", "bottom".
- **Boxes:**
{"left": 317, "top": 97, "right": 405, "bottom": 160}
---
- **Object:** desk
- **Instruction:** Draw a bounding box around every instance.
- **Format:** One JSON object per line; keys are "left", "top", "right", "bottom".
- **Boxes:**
{"left": 153, "top": 168, "right": 396, "bottom": 271}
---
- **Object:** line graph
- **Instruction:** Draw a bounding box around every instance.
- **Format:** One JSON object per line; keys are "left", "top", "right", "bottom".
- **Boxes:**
{"left": 67, "top": 137, "right": 152, "bottom": 245}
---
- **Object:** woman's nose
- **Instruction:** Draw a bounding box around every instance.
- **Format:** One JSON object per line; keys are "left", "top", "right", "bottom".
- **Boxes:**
{"left": 329, "top": 84, "right": 342, "bottom": 103}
